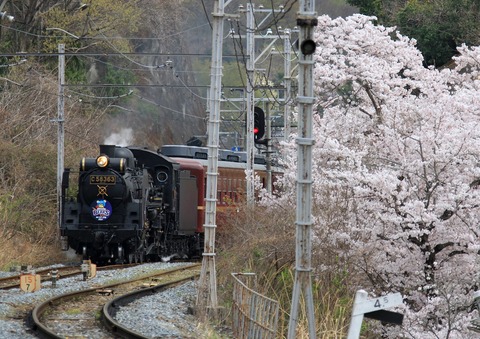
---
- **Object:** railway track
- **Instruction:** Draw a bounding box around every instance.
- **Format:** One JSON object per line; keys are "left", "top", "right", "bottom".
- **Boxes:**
{"left": 0, "top": 266, "right": 79, "bottom": 290}
{"left": 0, "top": 263, "right": 138, "bottom": 290}
{"left": 30, "top": 263, "right": 201, "bottom": 338}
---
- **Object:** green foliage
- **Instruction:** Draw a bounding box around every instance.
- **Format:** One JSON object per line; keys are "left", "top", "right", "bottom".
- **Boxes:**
{"left": 193, "top": 59, "right": 246, "bottom": 88}
{"left": 346, "top": 0, "right": 384, "bottom": 16}
{"left": 65, "top": 57, "right": 88, "bottom": 84}
{"left": 346, "top": 0, "right": 480, "bottom": 67}
{"left": 396, "top": 0, "right": 457, "bottom": 66}
{"left": 103, "top": 63, "right": 136, "bottom": 97}
{"left": 41, "top": 0, "right": 142, "bottom": 53}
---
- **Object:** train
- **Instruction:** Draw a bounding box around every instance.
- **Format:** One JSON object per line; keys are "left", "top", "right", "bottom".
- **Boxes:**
{"left": 60, "top": 144, "right": 276, "bottom": 265}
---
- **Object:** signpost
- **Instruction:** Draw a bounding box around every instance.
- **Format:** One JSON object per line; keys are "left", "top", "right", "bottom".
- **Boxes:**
{"left": 347, "top": 290, "right": 404, "bottom": 339}
{"left": 20, "top": 273, "right": 41, "bottom": 293}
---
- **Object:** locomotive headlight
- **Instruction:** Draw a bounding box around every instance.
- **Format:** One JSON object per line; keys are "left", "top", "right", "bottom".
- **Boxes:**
{"left": 96, "top": 155, "right": 109, "bottom": 168}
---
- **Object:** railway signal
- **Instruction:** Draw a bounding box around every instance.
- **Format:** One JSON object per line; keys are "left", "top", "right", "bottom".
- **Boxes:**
{"left": 254, "top": 106, "right": 266, "bottom": 143}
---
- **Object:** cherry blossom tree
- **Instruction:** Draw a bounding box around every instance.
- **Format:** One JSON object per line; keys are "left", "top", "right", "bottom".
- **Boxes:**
{"left": 271, "top": 14, "right": 480, "bottom": 338}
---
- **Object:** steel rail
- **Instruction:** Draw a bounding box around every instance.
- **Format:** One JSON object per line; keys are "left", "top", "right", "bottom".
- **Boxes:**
{"left": 0, "top": 263, "right": 139, "bottom": 290}
{"left": 30, "top": 263, "right": 200, "bottom": 338}
{"left": 102, "top": 273, "right": 200, "bottom": 338}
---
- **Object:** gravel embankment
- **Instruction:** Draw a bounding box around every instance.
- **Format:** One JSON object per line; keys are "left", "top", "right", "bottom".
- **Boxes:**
{"left": 0, "top": 262, "right": 201, "bottom": 339}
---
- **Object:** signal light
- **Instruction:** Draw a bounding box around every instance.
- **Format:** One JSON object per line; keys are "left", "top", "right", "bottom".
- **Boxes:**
{"left": 300, "top": 39, "right": 316, "bottom": 55}
{"left": 254, "top": 106, "right": 265, "bottom": 142}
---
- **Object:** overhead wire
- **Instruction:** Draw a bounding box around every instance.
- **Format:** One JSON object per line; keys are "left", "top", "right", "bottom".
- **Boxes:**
{"left": 229, "top": 1, "right": 298, "bottom": 108}
{"left": 132, "top": 93, "right": 206, "bottom": 120}
{"left": 200, "top": 0, "right": 213, "bottom": 30}
{"left": 80, "top": 17, "right": 209, "bottom": 104}
{"left": 0, "top": 4, "right": 219, "bottom": 146}
{"left": 229, "top": 2, "right": 296, "bottom": 93}
{"left": 87, "top": 18, "right": 169, "bottom": 69}
{"left": 170, "top": 65, "right": 208, "bottom": 100}
{"left": 3, "top": 1, "right": 297, "bottom": 137}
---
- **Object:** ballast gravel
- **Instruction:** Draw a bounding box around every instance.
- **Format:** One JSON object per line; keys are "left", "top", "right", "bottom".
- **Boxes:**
{"left": 0, "top": 262, "right": 202, "bottom": 339}
{"left": 115, "top": 281, "right": 198, "bottom": 338}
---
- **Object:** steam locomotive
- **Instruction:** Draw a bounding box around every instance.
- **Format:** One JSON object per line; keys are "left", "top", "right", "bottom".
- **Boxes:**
{"left": 60, "top": 144, "right": 273, "bottom": 264}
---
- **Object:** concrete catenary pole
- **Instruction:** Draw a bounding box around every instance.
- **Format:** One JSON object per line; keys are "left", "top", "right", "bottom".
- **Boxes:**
{"left": 197, "top": 0, "right": 225, "bottom": 310}
{"left": 57, "top": 44, "right": 65, "bottom": 234}
{"left": 287, "top": 0, "right": 317, "bottom": 337}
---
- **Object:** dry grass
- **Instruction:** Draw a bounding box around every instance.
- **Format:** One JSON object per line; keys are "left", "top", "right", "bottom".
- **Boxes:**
{"left": 0, "top": 62, "right": 104, "bottom": 271}
{"left": 0, "top": 232, "right": 67, "bottom": 270}
{"left": 215, "top": 201, "right": 353, "bottom": 338}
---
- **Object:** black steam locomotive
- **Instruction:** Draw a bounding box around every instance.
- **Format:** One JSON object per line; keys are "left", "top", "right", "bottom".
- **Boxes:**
{"left": 60, "top": 145, "right": 204, "bottom": 264}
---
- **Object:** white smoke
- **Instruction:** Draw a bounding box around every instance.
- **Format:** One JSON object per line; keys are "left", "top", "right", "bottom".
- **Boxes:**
{"left": 103, "top": 128, "right": 134, "bottom": 146}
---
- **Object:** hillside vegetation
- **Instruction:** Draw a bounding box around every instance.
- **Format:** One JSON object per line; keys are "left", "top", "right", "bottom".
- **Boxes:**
{"left": 0, "top": 0, "right": 208, "bottom": 267}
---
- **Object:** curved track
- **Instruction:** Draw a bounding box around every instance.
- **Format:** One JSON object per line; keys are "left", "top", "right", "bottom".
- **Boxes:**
{"left": 102, "top": 274, "right": 199, "bottom": 338}
{"left": 30, "top": 263, "right": 200, "bottom": 338}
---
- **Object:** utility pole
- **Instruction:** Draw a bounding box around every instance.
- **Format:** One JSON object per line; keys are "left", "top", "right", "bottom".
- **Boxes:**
{"left": 283, "top": 28, "right": 292, "bottom": 141}
{"left": 265, "top": 102, "right": 272, "bottom": 194}
{"left": 245, "top": 2, "right": 255, "bottom": 206}
{"left": 197, "top": 0, "right": 225, "bottom": 312}
{"left": 287, "top": 0, "right": 317, "bottom": 338}
{"left": 57, "top": 44, "right": 65, "bottom": 235}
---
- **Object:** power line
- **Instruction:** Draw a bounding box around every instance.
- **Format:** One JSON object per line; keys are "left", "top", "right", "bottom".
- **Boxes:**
{"left": 63, "top": 83, "right": 285, "bottom": 89}
{"left": 200, "top": 0, "right": 213, "bottom": 30}
{"left": 132, "top": 93, "right": 205, "bottom": 120}
{"left": 0, "top": 52, "right": 240, "bottom": 57}
{"left": 0, "top": 22, "right": 211, "bottom": 41}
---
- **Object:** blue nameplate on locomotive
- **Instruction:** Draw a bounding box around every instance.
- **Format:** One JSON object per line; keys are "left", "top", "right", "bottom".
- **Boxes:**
{"left": 91, "top": 200, "right": 113, "bottom": 221}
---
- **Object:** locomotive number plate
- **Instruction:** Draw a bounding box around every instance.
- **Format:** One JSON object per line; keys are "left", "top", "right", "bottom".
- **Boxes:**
{"left": 89, "top": 175, "right": 116, "bottom": 185}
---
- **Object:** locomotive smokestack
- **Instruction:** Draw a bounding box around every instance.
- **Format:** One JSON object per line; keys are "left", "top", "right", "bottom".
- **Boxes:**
{"left": 100, "top": 145, "right": 116, "bottom": 157}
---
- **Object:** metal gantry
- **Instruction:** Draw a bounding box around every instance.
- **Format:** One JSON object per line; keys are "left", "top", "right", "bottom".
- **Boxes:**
{"left": 287, "top": 0, "right": 317, "bottom": 337}
{"left": 196, "top": 0, "right": 225, "bottom": 311}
